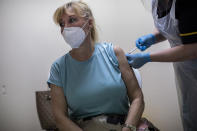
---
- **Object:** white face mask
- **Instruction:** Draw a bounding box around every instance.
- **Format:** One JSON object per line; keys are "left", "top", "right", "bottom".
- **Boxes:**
{"left": 62, "top": 21, "right": 88, "bottom": 48}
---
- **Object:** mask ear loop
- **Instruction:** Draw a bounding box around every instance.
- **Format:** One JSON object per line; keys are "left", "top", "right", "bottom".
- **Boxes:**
{"left": 82, "top": 19, "right": 91, "bottom": 37}
{"left": 82, "top": 12, "right": 92, "bottom": 37}
{"left": 81, "top": 20, "right": 89, "bottom": 29}
{"left": 82, "top": 12, "right": 90, "bottom": 29}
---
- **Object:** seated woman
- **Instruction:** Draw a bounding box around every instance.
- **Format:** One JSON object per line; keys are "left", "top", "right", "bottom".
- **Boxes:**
{"left": 47, "top": 1, "right": 144, "bottom": 131}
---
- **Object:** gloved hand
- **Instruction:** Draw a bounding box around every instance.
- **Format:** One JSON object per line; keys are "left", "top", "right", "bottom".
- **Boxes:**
{"left": 136, "top": 34, "right": 156, "bottom": 51}
{"left": 126, "top": 53, "right": 151, "bottom": 68}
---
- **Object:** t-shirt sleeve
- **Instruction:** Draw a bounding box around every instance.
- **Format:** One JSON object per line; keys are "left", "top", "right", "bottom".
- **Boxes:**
{"left": 47, "top": 62, "right": 63, "bottom": 88}
{"left": 176, "top": 1, "right": 197, "bottom": 44}
{"left": 105, "top": 43, "right": 119, "bottom": 68}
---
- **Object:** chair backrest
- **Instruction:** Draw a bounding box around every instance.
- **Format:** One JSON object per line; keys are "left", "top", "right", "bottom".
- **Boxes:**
{"left": 133, "top": 68, "right": 142, "bottom": 88}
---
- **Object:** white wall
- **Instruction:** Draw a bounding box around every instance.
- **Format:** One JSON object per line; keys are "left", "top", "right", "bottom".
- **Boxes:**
{"left": 0, "top": 0, "right": 183, "bottom": 130}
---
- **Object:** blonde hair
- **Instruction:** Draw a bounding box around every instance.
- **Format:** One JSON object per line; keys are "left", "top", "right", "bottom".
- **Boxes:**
{"left": 53, "top": 1, "right": 98, "bottom": 43}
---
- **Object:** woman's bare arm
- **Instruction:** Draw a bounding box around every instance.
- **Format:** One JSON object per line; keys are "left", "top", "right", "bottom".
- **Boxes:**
{"left": 114, "top": 46, "right": 145, "bottom": 127}
{"left": 50, "top": 84, "right": 82, "bottom": 131}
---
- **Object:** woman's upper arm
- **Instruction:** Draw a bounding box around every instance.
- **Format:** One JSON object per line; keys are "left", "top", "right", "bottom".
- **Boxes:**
{"left": 50, "top": 84, "right": 68, "bottom": 117}
{"left": 114, "top": 46, "right": 143, "bottom": 100}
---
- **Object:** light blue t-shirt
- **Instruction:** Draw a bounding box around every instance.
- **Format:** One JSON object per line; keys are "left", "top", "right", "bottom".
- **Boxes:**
{"left": 47, "top": 43, "right": 129, "bottom": 119}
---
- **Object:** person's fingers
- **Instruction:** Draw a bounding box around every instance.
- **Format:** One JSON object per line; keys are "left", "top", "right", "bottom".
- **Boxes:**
{"left": 125, "top": 53, "right": 131, "bottom": 58}
{"left": 128, "top": 60, "right": 133, "bottom": 65}
{"left": 136, "top": 39, "right": 141, "bottom": 49}
{"left": 138, "top": 38, "right": 143, "bottom": 45}
{"left": 141, "top": 46, "right": 146, "bottom": 51}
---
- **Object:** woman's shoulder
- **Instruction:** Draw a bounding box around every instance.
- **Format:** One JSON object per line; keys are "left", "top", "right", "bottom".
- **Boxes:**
{"left": 95, "top": 42, "right": 113, "bottom": 47}
{"left": 96, "top": 42, "right": 119, "bottom": 65}
{"left": 95, "top": 42, "right": 114, "bottom": 52}
{"left": 51, "top": 54, "right": 68, "bottom": 68}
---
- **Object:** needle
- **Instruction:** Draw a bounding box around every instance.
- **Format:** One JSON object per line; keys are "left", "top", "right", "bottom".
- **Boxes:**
{"left": 128, "top": 47, "right": 137, "bottom": 54}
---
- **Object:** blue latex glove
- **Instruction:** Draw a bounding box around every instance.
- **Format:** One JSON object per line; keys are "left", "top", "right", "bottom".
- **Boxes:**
{"left": 126, "top": 53, "right": 151, "bottom": 68}
{"left": 136, "top": 34, "right": 156, "bottom": 51}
